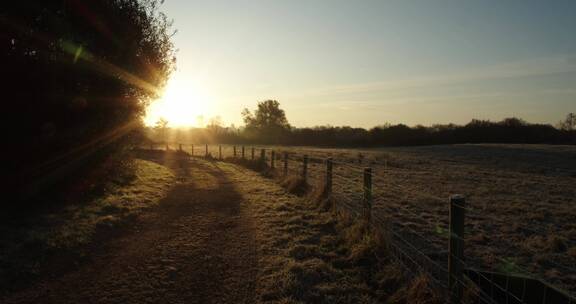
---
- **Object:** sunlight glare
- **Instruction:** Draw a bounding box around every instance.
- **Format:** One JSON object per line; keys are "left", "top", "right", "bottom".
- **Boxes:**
{"left": 144, "top": 78, "right": 211, "bottom": 127}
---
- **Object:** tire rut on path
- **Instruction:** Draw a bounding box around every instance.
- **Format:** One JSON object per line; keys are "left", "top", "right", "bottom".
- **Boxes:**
{"left": 4, "top": 158, "right": 257, "bottom": 304}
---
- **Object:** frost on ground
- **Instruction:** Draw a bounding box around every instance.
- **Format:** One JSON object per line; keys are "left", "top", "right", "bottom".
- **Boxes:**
{"left": 3, "top": 153, "right": 442, "bottom": 304}
{"left": 264, "top": 144, "right": 576, "bottom": 295}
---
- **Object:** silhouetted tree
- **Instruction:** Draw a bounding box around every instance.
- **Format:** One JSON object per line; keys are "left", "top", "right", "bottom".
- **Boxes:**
{"left": 242, "top": 100, "right": 290, "bottom": 143}
{"left": 206, "top": 116, "right": 224, "bottom": 137}
{"left": 500, "top": 117, "right": 526, "bottom": 127}
{"left": 2, "top": 0, "right": 176, "bottom": 200}
{"left": 154, "top": 118, "right": 169, "bottom": 143}
{"left": 558, "top": 113, "right": 575, "bottom": 131}
{"left": 207, "top": 116, "right": 223, "bottom": 129}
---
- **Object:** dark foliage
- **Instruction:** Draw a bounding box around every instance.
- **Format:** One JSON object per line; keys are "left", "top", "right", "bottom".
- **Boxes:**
{"left": 280, "top": 118, "right": 575, "bottom": 147}
{"left": 314, "top": 119, "right": 570, "bottom": 146}
{"left": 558, "top": 113, "right": 575, "bottom": 131}
{"left": 148, "top": 117, "right": 575, "bottom": 147}
{"left": 147, "top": 99, "right": 575, "bottom": 147}
{"left": 1, "top": 0, "right": 175, "bottom": 201}
{"left": 242, "top": 100, "right": 291, "bottom": 143}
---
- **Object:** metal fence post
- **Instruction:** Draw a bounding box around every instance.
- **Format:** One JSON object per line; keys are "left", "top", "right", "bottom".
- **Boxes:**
{"left": 449, "top": 195, "right": 466, "bottom": 304}
{"left": 302, "top": 155, "right": 308, "bottom": 181}
{"left": 363, "top": 168, "right": 372, "bottom": 222}
{"left": 326, "top": 158, "right": 333, "bottom": 196}
{"left": 283, "top": 152, "right": 288, "bottom": 176}
{"left": 271, "top": 151, "right": 275, "bottom": 168}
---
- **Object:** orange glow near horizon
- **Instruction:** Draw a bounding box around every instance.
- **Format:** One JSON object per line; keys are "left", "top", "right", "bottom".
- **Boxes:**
{"left": 144, "top": 77, "right": 211, "bottom": 128}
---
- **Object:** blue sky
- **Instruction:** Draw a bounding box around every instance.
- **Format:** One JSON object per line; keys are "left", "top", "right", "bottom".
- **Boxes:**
{"left": 147, "top": 0, "right": 576, "bottom": 127}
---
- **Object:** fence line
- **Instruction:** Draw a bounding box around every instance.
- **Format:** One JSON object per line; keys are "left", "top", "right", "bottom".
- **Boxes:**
{"left": 143, "top": 143, "right": 575, "bottom": 304}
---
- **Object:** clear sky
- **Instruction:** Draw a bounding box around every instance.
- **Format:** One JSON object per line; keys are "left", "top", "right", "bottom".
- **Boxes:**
{"left": 145, "top": 0, "right": 576, "bottom": 128}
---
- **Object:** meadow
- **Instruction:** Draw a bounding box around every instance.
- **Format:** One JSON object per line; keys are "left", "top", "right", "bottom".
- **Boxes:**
{"left": 183, "top": 143, "right": 576, "bottom": 296}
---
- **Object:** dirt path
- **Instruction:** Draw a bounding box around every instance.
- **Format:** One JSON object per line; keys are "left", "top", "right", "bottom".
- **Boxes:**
{"left": 5, "top": 158, "right": 258, "bottom": 304}
{"left": 4, "top": 157, "right": 385, "bottom": 303}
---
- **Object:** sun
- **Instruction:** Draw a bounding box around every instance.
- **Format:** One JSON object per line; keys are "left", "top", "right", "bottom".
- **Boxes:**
{"left": 144, "top": 78, "right": 210, "bottom": 127}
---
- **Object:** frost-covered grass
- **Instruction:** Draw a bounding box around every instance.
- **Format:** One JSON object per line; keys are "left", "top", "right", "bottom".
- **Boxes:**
{"left": 0, "top": 159, "right": 175, "bottom": 291}
{"left": 224, "top": 143, "right": 576, "bottom": 298}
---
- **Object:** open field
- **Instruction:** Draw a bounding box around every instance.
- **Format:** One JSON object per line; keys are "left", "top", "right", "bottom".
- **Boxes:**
{"left": 171, "top": 143, "right": 576, "bottom": 297}
{"left": 278, "top": 144, "right": 576, "bottom": 296}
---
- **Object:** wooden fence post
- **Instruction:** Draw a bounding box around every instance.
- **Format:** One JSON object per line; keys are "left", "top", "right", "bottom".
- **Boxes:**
{"left": 242, "top": 146, "right": 245, "bottom": 159}
{"left": 219, "top": 145, "right": 222, "bottom": 160}
{"left": 449, "top": 195, "right": 466, "bottom": 304}
{"left": 179, "top": 144, "right": 182, "bottom": 151}
{"left": 251, "top": 147, "right": 255, "bottom": 160}
{"left": 271, "top": 151, "right": 275, "bottom": 169}
{"left": 191, "top": 144, "right": 194, "bottom": 156}
{"left": 363, "top": 168, "right": 372, "bottom": 222}
{"left": 302, "top": 155, "right": 308, "bottom": 181}
{"left": 260, "top": 148, "right": 265, "bottom": 163}
{"left": 205, "top": 144, "right": 208, "bottom": 158}
{"left": 166, "top": 144, "right": 169, "bottom": 151}
{"left": 283, "top": 152, "right": 288, "bottom": 176}
{"left": 233, "top": 146, "right": 237, "bottom": 158}
{"left": 326, "top": 158, "right": 333, "bottom": 196}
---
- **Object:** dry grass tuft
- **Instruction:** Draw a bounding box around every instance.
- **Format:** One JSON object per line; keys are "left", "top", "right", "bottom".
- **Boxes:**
{"left": 546, "top": 235, "right": 568, "bottom": 253}
{"left": 568, "top": 246, "right": 576, "bottom": 259}
{"left": 225, "top": 157, "right": 280, "bottom": 179}
{"left": 309, "top": 183, "right": 333, "bottom": 211}
{"left": 404, "top": 274, "right": 444, "bottom": 304}
{"left": 374, "top": 263, "right": 406, "bottom": 297}
{"left": 288, "top": 245, "right": 322, "bottom": 261}
{"left": 337, "top": 218, "right": 383, "bottom": 265}
{"left": 322, "top": 197, "right": 448, "bottom": 303}
{"left": 383, "top": 273, "right": 444, "bottom": 304}
{"left": 525, "top": 235, "right": 568, "bottom": 253}
{"left": 279, "top": 176, "right": 309, "bottom": 196}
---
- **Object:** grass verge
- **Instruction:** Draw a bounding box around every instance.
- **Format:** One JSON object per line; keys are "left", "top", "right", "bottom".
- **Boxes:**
{"left": 229, "top": 157, "right": 445, "bottom": 303}
{"left": 0, "top": 158, "right": 175, "bottom": 293}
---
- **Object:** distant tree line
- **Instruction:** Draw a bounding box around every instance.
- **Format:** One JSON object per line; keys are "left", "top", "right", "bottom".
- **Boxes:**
{"left": 3, "top": 0, "right": 175, "bottom": 202}
{"left": 285, "top": 118, "right": 573, "bottom": 146}
{"left": 147, "top": 101, "right": 575, "bottom": 147}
